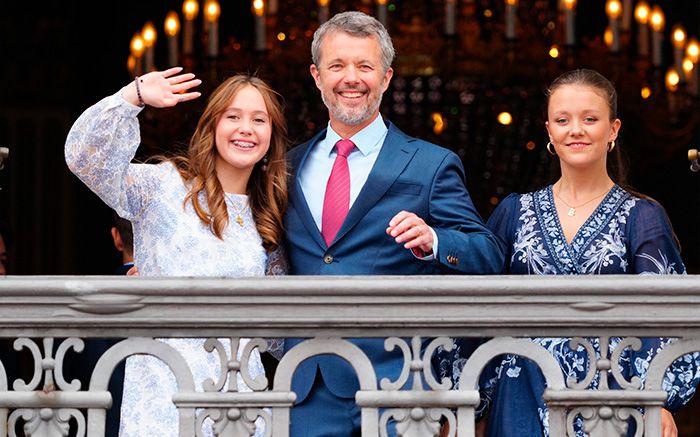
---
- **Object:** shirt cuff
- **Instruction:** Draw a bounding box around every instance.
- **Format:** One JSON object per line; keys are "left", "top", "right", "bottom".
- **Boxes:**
{"left": 117, "top": 87, "right": 146, "bottom": 115}
{"left": 410, "top": 227, "right": 438, "bottom": 261}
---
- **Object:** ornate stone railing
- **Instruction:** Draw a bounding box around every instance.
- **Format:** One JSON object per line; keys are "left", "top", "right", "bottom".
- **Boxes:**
{"left": 0, "top": 275, "right": 699, "bottom": 437}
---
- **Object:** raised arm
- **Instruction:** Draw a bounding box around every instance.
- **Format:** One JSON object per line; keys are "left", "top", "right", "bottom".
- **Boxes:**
{"left": 65, "top": 68, "right": 201, "bottom": 219}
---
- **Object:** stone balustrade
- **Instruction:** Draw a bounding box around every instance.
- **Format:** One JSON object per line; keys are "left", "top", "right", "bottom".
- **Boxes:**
{"left": 0, "top": 275, "right": 699, "bottom": 436}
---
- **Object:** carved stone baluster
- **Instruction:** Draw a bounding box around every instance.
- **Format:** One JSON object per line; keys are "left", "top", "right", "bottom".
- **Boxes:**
{"left": 197, "top": 337, "right": 271, "bottom": 437}
{"left": 7, "top": 338, "right": 87, "bottom": 437}
{"left": 564, "top": 336, "right": 646, "bottom": 437}
{"left": 375, "top": 337, "right": 456, "bottom": 437}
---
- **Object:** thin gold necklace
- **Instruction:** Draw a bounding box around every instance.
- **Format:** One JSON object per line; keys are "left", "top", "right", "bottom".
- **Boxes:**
{"left": 225, "top": 194, "right": 249, "bottom": 227}
{"left": 554, "top": 185, "right": 612, "bottom": 217}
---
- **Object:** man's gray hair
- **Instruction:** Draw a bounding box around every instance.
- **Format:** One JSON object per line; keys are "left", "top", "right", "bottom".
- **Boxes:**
{"left": 311, "top": 11, "right": 395, "bottom": 72}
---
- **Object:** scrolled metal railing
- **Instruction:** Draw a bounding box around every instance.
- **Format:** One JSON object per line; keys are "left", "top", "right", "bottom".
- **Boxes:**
{"left": 0, "top": 275, "right": 699, "bottom": 436}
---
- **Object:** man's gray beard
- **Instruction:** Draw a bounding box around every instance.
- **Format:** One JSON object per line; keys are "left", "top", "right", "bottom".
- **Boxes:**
{"left": 321, "top": 90, "right": 384, "bottom": 126}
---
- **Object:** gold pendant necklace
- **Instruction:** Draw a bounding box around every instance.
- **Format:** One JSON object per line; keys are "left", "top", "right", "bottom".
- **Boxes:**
{"left": 554, "top": 185, "right": 612, "bottom": 217}
{"left": 226, "top": 194, "right": 249, "bottom": 227}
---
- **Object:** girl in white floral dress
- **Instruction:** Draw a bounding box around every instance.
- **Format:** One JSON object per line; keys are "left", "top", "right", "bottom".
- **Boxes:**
{"left": 65, "top": 68, "right": 288, "bottom": 436}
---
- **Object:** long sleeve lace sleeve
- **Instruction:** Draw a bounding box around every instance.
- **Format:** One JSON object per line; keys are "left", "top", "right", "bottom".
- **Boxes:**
{"left": 625, "top": 200, "right": 700, "bottom": 412}
{"left": 265, "top": 245, "right": 288, "bottom": 276}
{"left": 65, "top": 90, "right": 155, "bottom": 220}
{"left": 264, "top": 246, "right": 288, "bottom": 359}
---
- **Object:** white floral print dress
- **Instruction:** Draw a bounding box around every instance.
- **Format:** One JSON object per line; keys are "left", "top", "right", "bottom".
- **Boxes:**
{"left": 65, "top": 91, "right": 281, "bottom": 436}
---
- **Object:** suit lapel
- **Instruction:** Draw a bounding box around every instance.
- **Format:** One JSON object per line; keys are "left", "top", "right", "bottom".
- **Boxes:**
{"left": 331, "top": 122, "right": 417, "bottom": 245}
{"left": 290, "top": 130, "right": 327, "bottom": 249}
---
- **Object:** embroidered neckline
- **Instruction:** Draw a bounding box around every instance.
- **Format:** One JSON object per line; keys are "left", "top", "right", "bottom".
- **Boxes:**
{"left": 535, "top": 185, "right": 629, "bottom": 273}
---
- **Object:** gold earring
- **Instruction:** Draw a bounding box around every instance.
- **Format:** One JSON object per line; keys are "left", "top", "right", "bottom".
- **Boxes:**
{"left": 546, "top": 142, "right": 556, "bottom": 156}
{"left": 608, "top": 140, "right": 616, "bottom": 153}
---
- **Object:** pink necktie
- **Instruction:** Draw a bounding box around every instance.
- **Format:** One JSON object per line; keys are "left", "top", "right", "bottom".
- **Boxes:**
{"left": 322, "top": 139, "right": 356, "bottom": 246}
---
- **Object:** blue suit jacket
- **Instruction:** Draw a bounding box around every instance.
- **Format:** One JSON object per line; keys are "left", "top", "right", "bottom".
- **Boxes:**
{"left": 284, "top": 121, "right": 504, "bottom": 402}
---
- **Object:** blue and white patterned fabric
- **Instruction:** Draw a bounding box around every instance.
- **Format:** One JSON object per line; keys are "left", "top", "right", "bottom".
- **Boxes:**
{"left": 437, "top": 185, "right": 700, "bottom": 437}
{"left": 65, "top": 91, "right": 276, "bottom": 436}
{"left": 492, "top": 185, "right": 682, "bottom": 276}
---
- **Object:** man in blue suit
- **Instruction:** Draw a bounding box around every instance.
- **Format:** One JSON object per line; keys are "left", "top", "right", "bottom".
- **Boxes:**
{"left": 284, "top": 11, "right": 504, "bottom": 437}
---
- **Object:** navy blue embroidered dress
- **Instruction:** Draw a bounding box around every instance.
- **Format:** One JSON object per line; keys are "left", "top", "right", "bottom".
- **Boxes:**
{"left": 474, "top": 185, "right": 699, "bottom": 436}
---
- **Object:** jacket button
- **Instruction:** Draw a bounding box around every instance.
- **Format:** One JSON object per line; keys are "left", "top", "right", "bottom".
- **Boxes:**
{"left": 324, "top": 255, "right": 334, "bottom": 264}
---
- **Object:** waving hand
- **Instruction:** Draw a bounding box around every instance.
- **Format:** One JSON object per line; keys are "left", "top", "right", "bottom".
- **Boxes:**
{"left": 122, "top": 67, "right": 201, "bottom": 108}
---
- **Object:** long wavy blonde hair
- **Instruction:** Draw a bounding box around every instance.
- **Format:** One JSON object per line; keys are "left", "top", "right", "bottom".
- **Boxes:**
{"left": 171, "top": 75, "right": 288, "bottom": 251}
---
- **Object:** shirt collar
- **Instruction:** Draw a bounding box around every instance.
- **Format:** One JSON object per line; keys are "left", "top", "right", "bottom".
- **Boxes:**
{"left": 324, "top": 114, "right": 388, "bottom": 157}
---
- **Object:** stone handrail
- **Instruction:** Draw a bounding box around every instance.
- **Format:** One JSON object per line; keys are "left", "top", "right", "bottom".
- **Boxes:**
{"left": 0, "top": 275, "right": 698, "bottom": 436}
